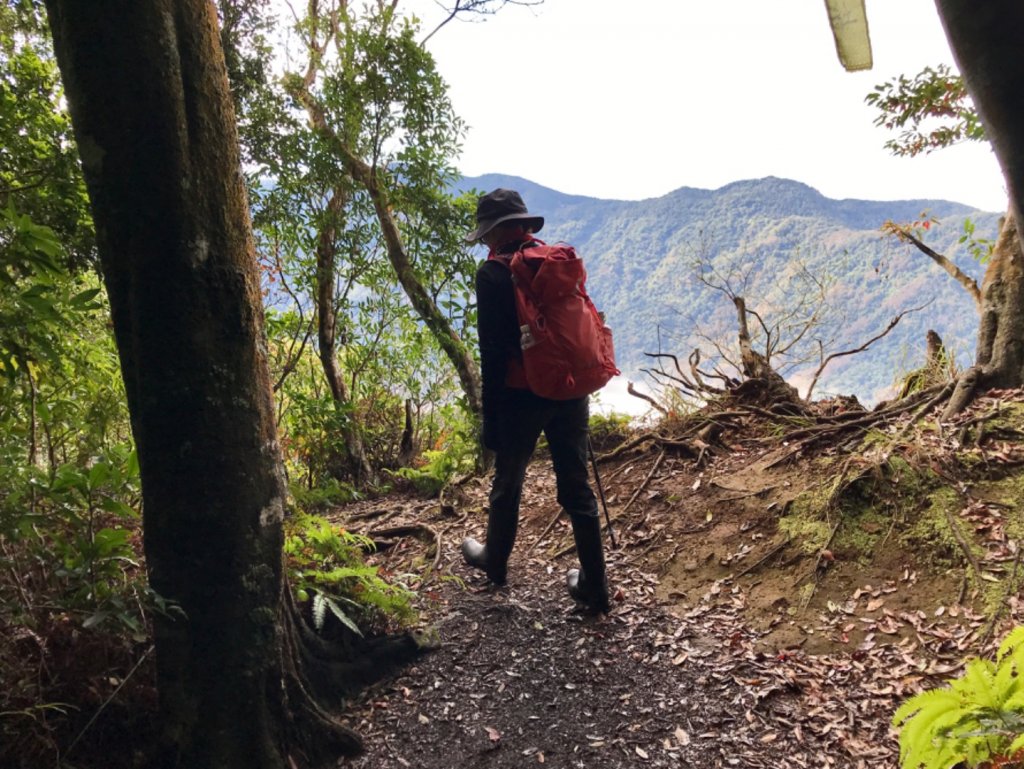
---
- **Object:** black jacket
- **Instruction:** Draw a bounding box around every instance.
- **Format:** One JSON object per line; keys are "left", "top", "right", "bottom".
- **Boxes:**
{"left": 475, "top": 239, "right": 538, "bottom": 428}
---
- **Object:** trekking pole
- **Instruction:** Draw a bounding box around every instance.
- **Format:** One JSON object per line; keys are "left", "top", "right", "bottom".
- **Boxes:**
{"left": 587, "top": 433, "right": 618, "bottom": 548}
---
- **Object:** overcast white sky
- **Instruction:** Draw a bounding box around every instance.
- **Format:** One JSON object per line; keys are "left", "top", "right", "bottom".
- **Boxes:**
{"left": 414, "top": 0, "right": 1006, "bottom": 211}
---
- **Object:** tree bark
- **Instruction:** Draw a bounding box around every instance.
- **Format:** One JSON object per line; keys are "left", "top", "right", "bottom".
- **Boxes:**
{"left": 943, "top": 215, "right": 1024, "bottom": 418}
{"left": 315, "top": 187, "right": 374, "bottom": 485}
{"left": 934, "top": 1, "right": 1024, "bottom": 414}
{"left": 935, "top": 0, "right": 1024, "bottom": 232}
{"left": 44, "top": 1, "right": 361, "bottom": 765}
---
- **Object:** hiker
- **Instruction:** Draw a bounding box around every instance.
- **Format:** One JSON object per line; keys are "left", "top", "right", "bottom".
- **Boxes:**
{"left": 460, "top": 188, "right": 610, "bottom": 614}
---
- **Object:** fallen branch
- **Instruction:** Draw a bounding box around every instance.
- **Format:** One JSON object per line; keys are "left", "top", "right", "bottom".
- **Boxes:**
{"left": 368, "top": 523, "right": 442, "bottom": 572}
{"left": 979, "top": 545, "right": 1023, "bottom": 649}
{"left": 800, "top": 521, "right": 843, "bottom": 610}
{"left": 941, "top": 506, "right": 983, "bottom": 584}
{"left": 734, "top": 537, "right": 790, "bottom": 580}
{"left": 530, "top": 509, "right": 566, "bottom": 553}
{"left": 624, "top": 449, "right": 666, "bottom": 526}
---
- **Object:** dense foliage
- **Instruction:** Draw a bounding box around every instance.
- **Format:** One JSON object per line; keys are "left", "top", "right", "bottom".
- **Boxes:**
{"left": 0, "top": 4, "right": 481, "bottom": 764}
{"left": 865, "top": 65, "right": 985, "bottom": 158}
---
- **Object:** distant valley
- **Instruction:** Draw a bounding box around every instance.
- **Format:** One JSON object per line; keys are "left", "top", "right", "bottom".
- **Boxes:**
{"left": 460, "top": 174, "right": 1002, "bottom": 405}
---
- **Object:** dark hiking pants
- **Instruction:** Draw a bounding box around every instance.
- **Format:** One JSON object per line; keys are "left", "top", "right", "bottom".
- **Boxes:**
{"left": 486, "top": 390, "right": 599, "bottom": 570}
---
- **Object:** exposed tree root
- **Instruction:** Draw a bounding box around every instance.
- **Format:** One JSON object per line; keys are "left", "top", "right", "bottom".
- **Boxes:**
{"left": 767, "top": 384, "right": 949, "bottom": 449}
{"left": 280, "top": 591, "right": 364, "bottom": 764}
{"left": 274, "top": 583, "right": 441, "bottom": 768}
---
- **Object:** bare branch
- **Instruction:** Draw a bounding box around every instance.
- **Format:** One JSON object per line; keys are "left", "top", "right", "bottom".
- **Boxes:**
{"left": 884, "top": 221, "right": 982, "bottom": 310}
{"left": 421, "top": 0, "right": 544, "bottom": 45}
{"left": 627, "top": 381, "right": 667, "bottom": 415}
{"left": 803, "top": 302, "right": 930, "bottom": 401}
{"left": 687, "top": 349, "right": 726, "bottom": 394}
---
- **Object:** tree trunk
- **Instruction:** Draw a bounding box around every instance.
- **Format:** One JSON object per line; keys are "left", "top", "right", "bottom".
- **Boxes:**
{"left": 732, "top": 296, "right": 800, "bottom": 406}
{"left": 43, "top": 1, "right": 360, "bottom": 765}
{"left": 315, "top": 187, "right": 374, "bottom": 485}
{"left": 943, "top": 215, "right": 1024, "bottom": 417}
{"left": 289, "top": 83, "right": 484, "bottom": 418}
{"left": 935, "top": 0, "right": 1024, "bottom": 232}
{"left": 934, "top": 0, "right": 1024, "bottom": 414}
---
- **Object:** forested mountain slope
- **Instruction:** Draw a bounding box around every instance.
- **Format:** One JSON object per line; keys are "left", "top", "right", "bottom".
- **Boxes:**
{"left": 461, "top": 174, "right": 1002, "bottom": 403}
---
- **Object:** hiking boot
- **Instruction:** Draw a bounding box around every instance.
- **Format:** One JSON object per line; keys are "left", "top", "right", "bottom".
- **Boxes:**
{"left": 566, "top": 568, "right": 610, "bottom": 614}
{"left": 566, "top": 512, "right": 610, "bottom": 613}
{"left": 461, "top": 537, "right": 507, "bottom": 585}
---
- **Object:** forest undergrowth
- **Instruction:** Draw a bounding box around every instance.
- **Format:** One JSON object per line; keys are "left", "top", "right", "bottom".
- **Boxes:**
{"left": 4, "top": 385, "right": 1024, "bottom": 768}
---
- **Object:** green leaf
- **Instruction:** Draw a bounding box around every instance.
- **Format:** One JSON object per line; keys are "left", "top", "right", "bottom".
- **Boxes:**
{"left": 322, "top": 594, "right": 363, "bottom": 637}
{"left": 88, "top": 461, "right": 111, "bottom": 490}
{"left": 98, "top": 496, "right": 140, "bottom": 519}
{"left": 69, "top": 287, "right": 102, "bottom": 308}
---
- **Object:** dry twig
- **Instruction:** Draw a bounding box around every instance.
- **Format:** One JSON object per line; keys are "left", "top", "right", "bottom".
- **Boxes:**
{"left": 624, "top": 449, "right": 666, "bottom": 525}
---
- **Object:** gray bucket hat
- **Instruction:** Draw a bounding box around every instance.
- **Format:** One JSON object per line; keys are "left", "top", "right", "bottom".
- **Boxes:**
{"left": 464, "top": 188, "right": 545, "bottom": 243}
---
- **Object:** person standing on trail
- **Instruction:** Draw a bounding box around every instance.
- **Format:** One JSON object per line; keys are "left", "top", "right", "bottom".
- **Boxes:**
{"left": 460, "top": 188, "right": 610, "bottom": 614}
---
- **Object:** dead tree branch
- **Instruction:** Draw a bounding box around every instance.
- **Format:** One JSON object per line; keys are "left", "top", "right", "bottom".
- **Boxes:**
{"left": 626, "top": 382, "right": 667, "bottom": 415}
{"left": 803, "top": 303, "right": 929, "bottom": 401}
{"left": 884, "top": 221, "right": 982, "bottom": 310}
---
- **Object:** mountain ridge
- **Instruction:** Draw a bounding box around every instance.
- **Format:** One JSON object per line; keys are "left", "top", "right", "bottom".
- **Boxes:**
{"left": 458, "top": 173, "right": 1001, "bottom": 403}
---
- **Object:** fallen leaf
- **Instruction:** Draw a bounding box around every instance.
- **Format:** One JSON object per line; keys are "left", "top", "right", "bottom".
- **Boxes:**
{"left": 486, "top": 726, "right": 501, "bottom": 743}
{"left": 636, "top": 746, "right": 649, "bottom": 759}
{"left": 675, "top": 727, "right": 691, "bottom": 746}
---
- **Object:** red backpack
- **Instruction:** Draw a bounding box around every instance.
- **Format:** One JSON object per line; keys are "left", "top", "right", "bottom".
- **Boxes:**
{"left": 493, "top": 240, "right": 619, "bottom": 400}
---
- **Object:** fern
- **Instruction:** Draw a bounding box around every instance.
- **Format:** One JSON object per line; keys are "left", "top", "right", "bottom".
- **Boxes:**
{"left": 893, "top": 626, "right": 1024, "bottom": 769}
{"left": 311, "top": 592, "right": 362, "bottom": 636}
{"left": 284, "top": 512, "right": 417, "bottom": 634}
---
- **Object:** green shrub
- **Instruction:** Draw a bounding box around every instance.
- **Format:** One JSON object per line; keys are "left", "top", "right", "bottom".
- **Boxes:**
{"left": 385, "top": 425, "right": 477, "bottom": 496}
{"left": 893, "top": 626, "right": 1024, "bottom": 769}
{"left": 283, "top": 513, "right": 416, "bottom": 634}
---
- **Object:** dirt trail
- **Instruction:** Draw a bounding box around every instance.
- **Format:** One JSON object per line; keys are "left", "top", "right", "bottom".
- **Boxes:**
{"left": 332, "top": 391, "right": 1024, "bottom": 768}
{"left": 332, "top": 465, "right": 917, "bottom": 768}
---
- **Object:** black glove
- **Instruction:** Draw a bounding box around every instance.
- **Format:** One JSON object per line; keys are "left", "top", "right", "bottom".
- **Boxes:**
{"left": 482, "top": 419, "right": 501, "bottom": 452}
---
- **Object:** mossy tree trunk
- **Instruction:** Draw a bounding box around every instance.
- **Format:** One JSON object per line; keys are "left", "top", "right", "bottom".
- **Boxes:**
{"left": 935, "top": 0, "right": 1024, "bottom": 416}
{"left": 43, "top": 1, "right": 361, "bottom": 765}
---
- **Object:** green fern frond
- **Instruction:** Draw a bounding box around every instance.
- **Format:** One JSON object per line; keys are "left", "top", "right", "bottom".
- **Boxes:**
{"left": 321, "top": 594, "right": 363, "bottom": 637}
{"left": 312, "top": 592, "right": 327, "bottom": 630}
{"left": 308, "top": 565, "right": 378, "bottom": 584}
{"left": 893, "top": 688, "right": 962, "bottom": 727}
{"left": 894, "top": 627, "right": 1024, "bottom": 769}
{"left": 898, "top": 706, "right": 967, "bottom": 767}
{"left": 1006, "top": 732, "right": 1024, "bottom": 755}
{"left": 998, "top": 627, "right": 1024, "bottom": 661}
{"left": 955, "top": 659, "right": 998, "bottom": 710}
{"left": 995, "top": 658, "right": 1024, "bottom": 705}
